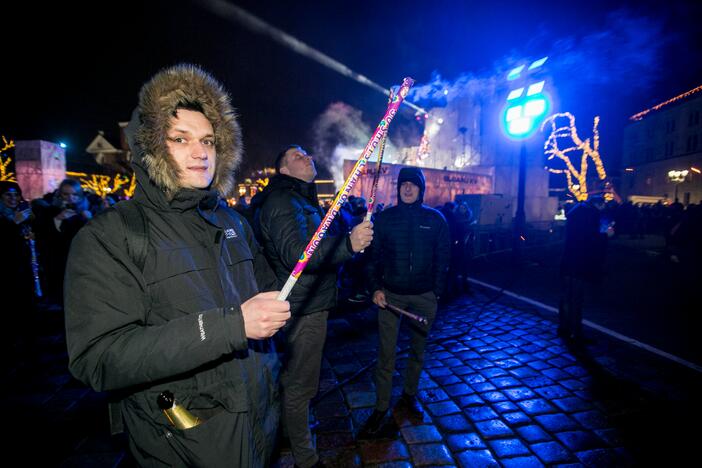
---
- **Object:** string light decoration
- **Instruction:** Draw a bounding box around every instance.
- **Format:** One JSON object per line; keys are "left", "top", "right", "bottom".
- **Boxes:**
{"left": 0, "top": 135, "right": 16, "bottom": 182}
{"left": 123, "top": 173, "right": 137, "bottom": 198}
{"left": 541, "top": 112, "right": 608, "bottom": 201}
{"left": 629, "top": 84, "right": 702, "bottom": 121}
{"left": 66, "top": 171, "right": 136, "bottom": 198}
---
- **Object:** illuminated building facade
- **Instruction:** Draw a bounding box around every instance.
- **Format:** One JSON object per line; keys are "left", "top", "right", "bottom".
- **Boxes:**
{"left": 622, "top": 85, "right": 702, "bottom": 205}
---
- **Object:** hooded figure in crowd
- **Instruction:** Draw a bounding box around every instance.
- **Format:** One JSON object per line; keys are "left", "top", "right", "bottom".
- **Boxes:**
{"left": 64, "top": 64, "right": 290, "bottom": 467}
{"left": 362, "top": 166, "right": 450, "bottom": 435}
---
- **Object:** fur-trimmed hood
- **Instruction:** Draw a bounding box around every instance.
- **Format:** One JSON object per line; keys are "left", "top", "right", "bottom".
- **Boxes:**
{"left": 131, "top": 64, "right": 242, "bottom": 200}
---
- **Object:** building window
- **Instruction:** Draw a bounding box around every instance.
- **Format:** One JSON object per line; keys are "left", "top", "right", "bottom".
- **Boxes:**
{"left": 688, "top": 134, "right": 699, "bottom": 152}
{"left": 664, "top": 141, "right": 675, "bottom": 157}
{"left": 689, "top": 110, "right": 700, "bottom": 127}
{"left": 666, "top": 119, "right": 676, "bottom": 133}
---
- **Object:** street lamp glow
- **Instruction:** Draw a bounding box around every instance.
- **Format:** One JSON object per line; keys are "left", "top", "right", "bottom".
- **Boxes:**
{"left": 526, "top": 81, "right": 545, "bottom": 96}
{"left": 508, "top": 118, "right": 532, "bottom": 136}
{"left": 668, "top": 169, "right": 689, "bottom": 182}
{"left": 507, "top": 88, "right": 524, "bottom": 100}
{"left": 528, "top": 56, "right": 548, "bottom": 70}
{"left": 502, "top": 55, "right": 551, "bottom": 260}
{"left": 59, "top": 142, "right": 67, "bottom": 148}
{"left": 506, "top": 105, "right": 523, "bottom": 122}
{"left": 507, "top": 65, "right": 525, "bottom": 81}
{"left": 524, "top": 99, "right": 546, "bottom": 117}
{"left": 501, "top": 58, "right": 551, "bottom": 139}
{"left": 502, "top": 94, "right": 550, "bottom": 138}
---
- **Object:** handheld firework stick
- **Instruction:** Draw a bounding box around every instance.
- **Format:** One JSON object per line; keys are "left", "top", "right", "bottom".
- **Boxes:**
{"left": 386, "top": 303, "right": 428, "bottom": 325}
{"left": 277, "top": 77, "right": 415, "bottom": 301}
{"left": 364, "top": 88, "right": 395, "bottom": 223}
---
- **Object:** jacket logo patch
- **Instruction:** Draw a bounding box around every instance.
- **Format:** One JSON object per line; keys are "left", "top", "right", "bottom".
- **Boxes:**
{"left": 224, "top": 228, "right": 238, "bottom": 239}
{"left": 419, "top": 225, "right": 432, "bottom": 230}
{"left": 198, "top": 314, "right": 206, "bottom": 341}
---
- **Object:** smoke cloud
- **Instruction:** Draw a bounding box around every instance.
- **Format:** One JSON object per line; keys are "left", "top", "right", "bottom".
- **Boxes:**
{"left": 311, "top": 102, "right": 399, "bottom": 187}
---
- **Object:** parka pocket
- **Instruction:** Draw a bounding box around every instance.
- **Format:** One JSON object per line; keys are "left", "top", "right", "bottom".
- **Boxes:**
{"left": 164, "top": 409, "right": 258, "bottom": 468}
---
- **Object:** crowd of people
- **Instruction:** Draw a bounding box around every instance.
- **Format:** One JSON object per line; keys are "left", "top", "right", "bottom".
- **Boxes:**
{"left": 600, "top": 199, "right": 702, "bottom": 266}
{"left": 1, "top": 179, "right": 118, "bottom": 357}
{"left": 2, "top": 63, "right": 700, "bottom": 467}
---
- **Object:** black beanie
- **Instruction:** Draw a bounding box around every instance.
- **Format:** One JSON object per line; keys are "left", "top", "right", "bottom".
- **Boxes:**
{"left": 397, "top": 166, "right": 425, "bottom": 204}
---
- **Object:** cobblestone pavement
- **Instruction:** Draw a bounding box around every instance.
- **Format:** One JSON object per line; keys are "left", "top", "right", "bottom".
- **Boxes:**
{"left": 5, "top": 288, "right": 700, "bottom": 467}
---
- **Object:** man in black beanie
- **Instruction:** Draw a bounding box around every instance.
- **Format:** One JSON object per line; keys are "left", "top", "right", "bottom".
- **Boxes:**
{"left": 363, "top": 166, "right": 450, "bottom": 434}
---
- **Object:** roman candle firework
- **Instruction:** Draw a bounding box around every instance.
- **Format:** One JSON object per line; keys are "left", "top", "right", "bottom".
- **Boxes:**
{"left": 386, "top": 303, "right": 429, "bottom": 325}
{"left": 364, "top": 88, "right": 394, "bottom": 222}
{"left": 277, "top": 77, "right": 415, "bottom": 301}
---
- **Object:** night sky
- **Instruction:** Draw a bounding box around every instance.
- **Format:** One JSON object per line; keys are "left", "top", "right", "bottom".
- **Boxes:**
{"left": 5, "top": 0, "right": 702, "bottom": 176}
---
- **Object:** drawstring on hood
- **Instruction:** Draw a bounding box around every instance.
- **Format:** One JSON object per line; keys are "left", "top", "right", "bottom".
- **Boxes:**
{"left": 127, "top": 64, "right": 242, "bottom": 202}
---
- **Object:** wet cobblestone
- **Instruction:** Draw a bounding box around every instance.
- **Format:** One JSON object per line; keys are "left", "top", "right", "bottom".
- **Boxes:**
{"left": 12, "top": 290, "right": 701, "bottom": 466}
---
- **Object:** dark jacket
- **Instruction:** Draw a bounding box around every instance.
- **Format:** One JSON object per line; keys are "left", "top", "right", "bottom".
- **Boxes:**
{"left": 65, "top": 65, "right": 279, "bottom": 468}
{"left": 368, "top": 167, "right": 450, "bottom": 297}
{"left": 252, "top": 173, "right": 353, "bottom": 316}
{"left": 0, "top": 210, "right": 35, "bottom": 315}
{"left": 561, "top": 201, "right": 607, "bottom": 282}
{"left": 35, "top": 204, "right": 88, "bottom": 302}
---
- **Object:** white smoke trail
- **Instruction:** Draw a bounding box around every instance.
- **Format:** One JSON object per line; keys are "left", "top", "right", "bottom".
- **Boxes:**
{"left": 199, "top": 0, "right": 426, "bottom": 113}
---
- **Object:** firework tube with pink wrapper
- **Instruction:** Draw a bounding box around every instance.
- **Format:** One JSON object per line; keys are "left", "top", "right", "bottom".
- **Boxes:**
{"left": 358, "top": 131, "right": 387, "bottom": 254}
{"left": 386, "top": 303, "right": 428, "bottom": 325}
{"left": 277, "top": 77, "right": 415, "bottom": 301}
{"left": 364, "top": 89, "right": 394, "bottom": 222}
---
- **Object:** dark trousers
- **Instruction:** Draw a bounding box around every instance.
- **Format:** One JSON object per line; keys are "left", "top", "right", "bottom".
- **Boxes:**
{"left": 374, "top": 290, "right": 437, "bottom": 412}
{"left": 280, "top": 311, "right": 328, "bottom": 468}
{"left": 559, "top": 276, "right": 586, "bottom": 339}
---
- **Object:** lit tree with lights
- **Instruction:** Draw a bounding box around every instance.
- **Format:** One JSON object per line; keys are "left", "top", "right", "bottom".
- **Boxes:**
{"left": 0, "top": 135, "right": 16, "bottom": 182}
{"left": 123, "top": 173, "right": 136, "bottom": 198}
{"left": 66, "top": 171, "right": 136, "bottom": 198}
{"left": 541, "top": 112, "right": 608, "bottom": 201}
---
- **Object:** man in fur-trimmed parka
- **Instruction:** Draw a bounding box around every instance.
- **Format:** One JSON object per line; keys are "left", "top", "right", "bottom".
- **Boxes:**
{"left": 64, "top": 64, "right": 290, "bottom": 467}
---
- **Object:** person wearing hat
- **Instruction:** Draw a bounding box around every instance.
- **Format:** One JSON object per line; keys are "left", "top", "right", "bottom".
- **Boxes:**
{"left": 363, "top": 166, "right": 450, "bottom": 435}
{"left": 64, "top": 64, "right": 290, "bottom": 467}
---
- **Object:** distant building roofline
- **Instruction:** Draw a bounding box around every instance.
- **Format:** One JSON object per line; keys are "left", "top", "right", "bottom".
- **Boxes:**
{"left": 629, "top": 84, "right": 702, "bottom": 121}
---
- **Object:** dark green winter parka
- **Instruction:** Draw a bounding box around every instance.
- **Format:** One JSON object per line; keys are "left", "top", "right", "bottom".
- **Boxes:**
{"left": 65, "top": 65, "right": 279, "bottom": 467}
